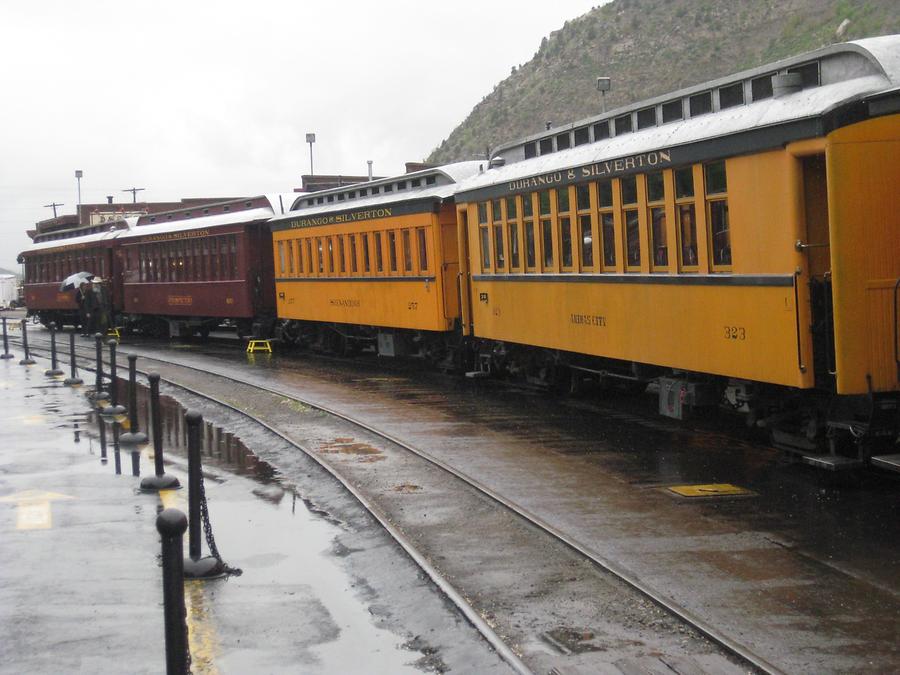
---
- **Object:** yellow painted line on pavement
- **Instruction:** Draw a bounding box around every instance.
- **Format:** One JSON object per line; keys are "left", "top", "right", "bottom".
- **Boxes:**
{"left": 667, "top": 483, "right": 755, "bottom": 498}
{"left": 0, "top": 490, "right": 74, "bottom": 530}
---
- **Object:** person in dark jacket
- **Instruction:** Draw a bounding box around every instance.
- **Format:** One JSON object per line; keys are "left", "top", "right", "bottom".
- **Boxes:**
{"left": 80, "top": 280, "right": 100, "bottom": 336}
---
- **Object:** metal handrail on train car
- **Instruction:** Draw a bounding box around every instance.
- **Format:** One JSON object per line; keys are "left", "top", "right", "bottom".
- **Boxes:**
{"left": 793, "top": 271, "right": 806, "bottom": 373}
{"left": 894, "top": 277, "right": 900, "bottom": 381}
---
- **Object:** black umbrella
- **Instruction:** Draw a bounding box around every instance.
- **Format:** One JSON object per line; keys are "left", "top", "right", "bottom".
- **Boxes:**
{"left": 59, "top": 271, "right": 95, "bottom": 292}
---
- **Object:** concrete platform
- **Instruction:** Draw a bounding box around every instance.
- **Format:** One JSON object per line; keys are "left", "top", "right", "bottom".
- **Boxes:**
{"left": 0, "top": 358, "right": 512, "bottom": 674}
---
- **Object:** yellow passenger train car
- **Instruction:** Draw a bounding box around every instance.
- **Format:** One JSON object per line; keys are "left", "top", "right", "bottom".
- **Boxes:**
{"left": 270, "top": 162, "right": 480, "bottom": 358}
{"left": 453, "top": 37, "right": 900, "bottom": 465}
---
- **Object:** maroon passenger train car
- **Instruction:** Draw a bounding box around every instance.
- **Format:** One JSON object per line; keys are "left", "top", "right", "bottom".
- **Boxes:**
{"left": 19, "top": 195, "right": 288, "bottom": 337}
{"left": 116, "top": 195, "right": 288, "bottom": 337}
{"left": 18, "top": 219, "right": 132, "bottom": 328}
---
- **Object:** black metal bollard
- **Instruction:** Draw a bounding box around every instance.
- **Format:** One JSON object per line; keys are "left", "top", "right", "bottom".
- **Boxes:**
{"left": 97, "top": 414, "right": 108, "bottom": 464}
{"left": 92, "top": 333, "right": 111, "bottom": 409}
{"left": 156, "top": 508, "right": 190, "bottom": 675}
{"left": 183, "top": 411, "right": 224, "bottom": 579}
{"left": 45, "top": 322, "right": 64, "bottom": 377}
{"left": 119, "top": 354, "right": 148, "bottom": 449}
{"left": 19, "top": 319, "right": 35, "bottom": 366}
{"left": 0, "top": 317, "right": 13, "bottom": 360}
{"left": 64, "top": 332, "right": 83, "bottom": 386}
{"left": 141, "top": 374, "right": 181, "bottom": 492}
{"left": 104, "top": 339, "right": 126, "bottom": 419}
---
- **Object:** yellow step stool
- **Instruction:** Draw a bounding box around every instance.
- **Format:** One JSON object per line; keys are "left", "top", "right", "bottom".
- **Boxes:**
{"left": 107, "top": 327, "right": 121, "bottom": 339}
{"left": 246, "top": 339, "right": 272, "bottom": 354}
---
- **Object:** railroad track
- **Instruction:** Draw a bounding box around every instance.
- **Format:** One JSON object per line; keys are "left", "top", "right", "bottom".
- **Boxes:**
{"left": 13, "top": 330, "right": 777, "bottom": 674}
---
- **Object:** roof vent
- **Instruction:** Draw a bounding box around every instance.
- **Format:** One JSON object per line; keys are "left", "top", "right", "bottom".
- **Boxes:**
{"left": 489, "top": 156, "right": 506, "bottom": 169}
{"left": 772, "top": 72, "right": 803, "bottom": 98}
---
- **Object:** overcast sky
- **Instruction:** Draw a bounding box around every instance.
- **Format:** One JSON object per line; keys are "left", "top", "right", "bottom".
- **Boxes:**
{"left": 0, "top": 0, "right": 605, "bottom": 272}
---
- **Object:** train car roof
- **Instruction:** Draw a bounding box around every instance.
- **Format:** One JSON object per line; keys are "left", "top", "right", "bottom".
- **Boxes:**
{"left": 19, "top": 219, "right": 137, "bottom": 256}
{"left": 117, "top": 193, "right": 295, "bottom": 241}
{"left": 457, "top": 35, "right": 900, "bottom": 200}
{"left": 269, "top": 161, "right": 483, "bottom": 229}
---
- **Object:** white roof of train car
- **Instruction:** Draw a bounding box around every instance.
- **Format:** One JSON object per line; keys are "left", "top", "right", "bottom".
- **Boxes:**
{"left": 459, "top": 35, "right": 900, "bottom": 194}
{"left": 269, "top": 161, "right": 483, "bottom": 225}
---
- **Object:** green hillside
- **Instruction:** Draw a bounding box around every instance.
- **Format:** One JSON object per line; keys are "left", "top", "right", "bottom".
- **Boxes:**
{"left": 427, "top": 0, "right": 900, "bottom": 163}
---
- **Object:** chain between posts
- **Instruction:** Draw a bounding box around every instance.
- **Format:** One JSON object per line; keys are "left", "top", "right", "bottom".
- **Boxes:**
{"left": 197, "top": 453, "right": 242, "bottom": 577}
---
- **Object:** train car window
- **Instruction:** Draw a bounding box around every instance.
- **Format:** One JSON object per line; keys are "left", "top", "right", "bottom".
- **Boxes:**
{"left": 620, "top": 176, "right": 637, "bottom": 205}
{"left": 339, "top": 236, "right": 347, "bottom": 274}
{"left": 576, "top": 184, "right": 590, "bottom": 211}
{"left": 492, "top": 200, "right": 505, "bottom": 269}
{"left": 221, "top": 237, "right": 229, "bottom": 279}
{"left": 705, "top": 161, "right": 727, "bottom": 195}
{"left": 286, "top": 240, "right": 295, "bottom": 276}
{"left": 788, "top": 61, "right": 820, "bottom": 88}
{"left": 674, "top": 167, "right": 694, "bottom": 198}
{"left": 601, "top": 212, "right": 616, "bottom": 268}
{"left": 662, "top": 100, "right": 683, "bottom": 123}
{"left": 416, "top": 228, "right": 427, "bottom": 272}
{"left": 593, "top": 121, "right": 610, "bottom": 141}
{"left": 557, "top": 187, "right": 570, "bottom": 214}
{"left": 305, "top": 240, "right": 313, "bottom": 276}
{"left": 541, "top": 218, "right": 554, "bottom": 269}
{"left": 625, "top": 210, "right": 641, "bottom": 269}
{"left": 373, "top": 232, "right": 384, "bottom": 274}
{"left": 349, "top": 235, "right": 358, "bottom": 274}
{"left": 539, "top": 190, "right": 552, "bottom": 216}
{"left": 579, "top": 215, "right": 593, "bottom": 268}
{"left": 523, "top": 192, "right": 534, "bottom": 218}
{"left": 677, "top": 204, "right": 698, "bottom": 270}
{"left": 751, "top": 74, "right": 773, "bottom": 101}
{"left": 647, "top": 172, "right": 668, "bottom": 271}
{"left": 402, "top": 230, "right": 412, "bottom": 272}
{"left": 574, "top": 127, "right": 590, "bottom": 146}
{"left": 539, "top": 138, "right": 553, "bottom": 155}
{"left": 362, "top": 233, "right": 371, "bottom": 273}
{"left": 524, "top": 142, "right": 537, "bottom": 159}
{"left": 327, "top": 237, "right": 335, "bottom": 274}
{"left": 387, "top": 231, "right": 398, "bottom": 272}
{"left": 704, "top": 161, "right": 731, "bottom": 268}
{"left": 718, "top": 82, "right": 744, "bottom": 109}
{"left": 316, "top": 238, "right": 325, "bottom": 274}
{"left": 479, "top": 224, "right": 491, "bottom": 272}
{"left": 397, "top": 181, "right": 406, "bottom": 191}
{"left": 296, "top": 238, "right": 304, "bottom": 274}
{"left": 646, "top": 172, "right": 665, "bottom": 202}
{"left": 560, "top": 216, "right": 573, "bottom": 269}
{"left": 411, "top": 179, "right": 420, "bottom": 188}
{"left": 337, "top": 193, "right": 345, "bottom": 201}
{"left": 614, "top": 115, "right": 632, "bottom": 135}
{"left": 425, "top": 176, "right": 436, "bottom": 185}
{"left": 327, "top": 195, "right": 335, "bottom": 202}
{"left": 637, "top": 107, "right": 656, "bottom": 129}
{"left": 359, "top": 189, "right": 368, "bottom": 197}
{"left": 597, "top": 180, "right": 613, "bottom": 208}
{"left": 689, "top": 92, "right": 712, "bottom": 116}
{"left": 507, "top": 203, "right": 521, "bottom": 271}
{"left": 650, "top": 207, "right": 668, "bottom": 270}
{"left": 525, "top": 220, "right": 536, "bottom": 270}
{"left": 556, "top": 133, "right": 570, "bottom": 150}
{"left": 478, "top": 202, "right": 488, "bottom": 225}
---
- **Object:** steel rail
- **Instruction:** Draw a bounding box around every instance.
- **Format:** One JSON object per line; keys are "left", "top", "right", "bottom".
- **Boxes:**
{"left": 22, "top": 333, "right": 781, "bottom": 674}
{"left": 17, "top": 335, "right": 533, "bottom": 675}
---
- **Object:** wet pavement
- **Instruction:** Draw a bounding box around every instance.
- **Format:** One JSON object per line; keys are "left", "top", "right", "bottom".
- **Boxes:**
{"left": 84, "top": 335, "right": 900, "bottom": 675}
{"left": 0, "top": 347, "right": 514, "bottom": 674}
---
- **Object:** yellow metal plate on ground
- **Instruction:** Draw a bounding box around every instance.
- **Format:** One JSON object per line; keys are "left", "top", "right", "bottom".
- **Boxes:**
{"left": 667, "top": 483, "right": 755, "bottom": 498}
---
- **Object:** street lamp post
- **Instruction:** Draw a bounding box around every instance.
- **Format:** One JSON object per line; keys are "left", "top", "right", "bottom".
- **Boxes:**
{"left": 597, "top": 76, "right": 611, "bottom": 114}
{"left": 306, "top": 133, "right": 316, "bottom": 175}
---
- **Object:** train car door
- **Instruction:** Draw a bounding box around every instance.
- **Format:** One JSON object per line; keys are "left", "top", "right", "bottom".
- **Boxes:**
{"left": 800, "top": 154, "right": 836, "bottom": 390}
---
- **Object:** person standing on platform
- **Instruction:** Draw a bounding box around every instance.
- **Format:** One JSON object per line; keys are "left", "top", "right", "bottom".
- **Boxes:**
{"left": 81, "top": 280, "right": 100, "bottom": 336}
{"left": 76, "top": 281, "right": 89, "bottom": 336}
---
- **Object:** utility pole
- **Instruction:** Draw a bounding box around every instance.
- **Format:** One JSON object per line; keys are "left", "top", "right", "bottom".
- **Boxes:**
{"left": 43, "top": 202, "right": 64, "bottom": 218}
{"left": 75, "top": 170, "right": 83, "bottom": 224}
{"left": 122, "top": 187, "right": 145, "bottom": 204}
